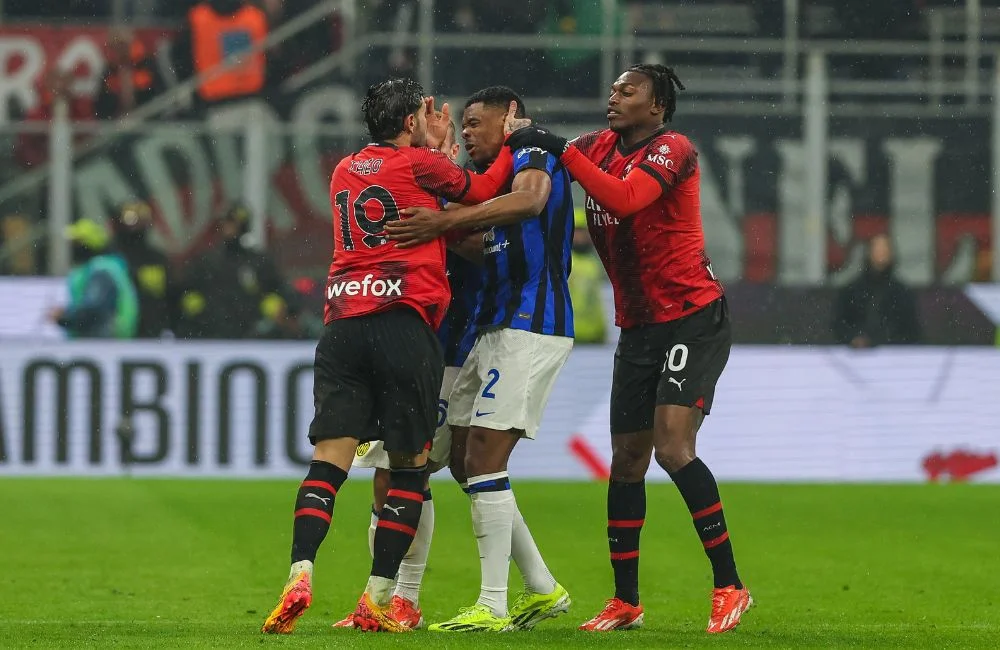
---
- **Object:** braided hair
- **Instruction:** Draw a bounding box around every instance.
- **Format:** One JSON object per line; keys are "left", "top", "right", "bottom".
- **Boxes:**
{"left": 626, "top": 64, "right": 685, "bottom": 123}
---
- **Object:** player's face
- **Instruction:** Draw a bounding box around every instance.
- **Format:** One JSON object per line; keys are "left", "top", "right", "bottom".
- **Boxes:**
{"left": 607, "top": 71, "right": 664, "bottom": 133}
{"left": 462, "top": 102, "right": 506, "bottom": 166}
{"left": 409, "top": 104, "right": 428, "bottom": 147}
{"left": 442, "top": 126, "right": 461, "bottom": 163}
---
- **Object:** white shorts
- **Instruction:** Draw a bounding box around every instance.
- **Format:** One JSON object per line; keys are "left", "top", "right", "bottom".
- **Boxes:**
{"left": 353, "top": 365, "right": 460, "bottom": 471}
{"left": 447, "top": 328, "right": 573, "bottom": 439}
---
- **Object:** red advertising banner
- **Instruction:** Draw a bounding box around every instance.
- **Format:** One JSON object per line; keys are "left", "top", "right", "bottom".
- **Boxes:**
{"left": 0, "top": 25, "right": 175, "bottom": 122}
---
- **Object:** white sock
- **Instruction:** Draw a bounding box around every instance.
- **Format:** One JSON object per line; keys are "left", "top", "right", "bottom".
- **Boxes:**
{"left": 469, "top": 473, "right": 516, "bottom": 617}
{"left": 367, "top": 508, "right": 378, "bottom": 558}
{"left": 511, "top": 501, "right": 557, "bottom": 595}
{"left": 393, "top": 496, "right": 434, "bottom": 606}
{"left": 288, "top": 560, "right": 313, "bottom": 582}
{"left": 365, "top": 575, "right": 395, "bottom": 607}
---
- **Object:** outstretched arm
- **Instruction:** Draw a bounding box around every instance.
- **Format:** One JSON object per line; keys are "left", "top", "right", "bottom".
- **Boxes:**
{"left": 385, "top": 168, "right": 551, "bottom": 248}
{"left": 443, "top": 168, "right": 550, "bottom": 230}
{"left": 412, "top": 146, "right": 514, "bottom": 206}
{"left": 559, "top": 145, "right": 664, "bottom": 216}
{"left": 461, "top": 147, "right": 514, "bottom": 204}
{"left": 505, "top": 125, "right": 668, "bottom": 216}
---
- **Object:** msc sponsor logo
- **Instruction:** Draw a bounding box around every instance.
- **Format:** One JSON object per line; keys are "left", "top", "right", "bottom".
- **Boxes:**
{"left": 327, "top": 273, "right": 402, "bottom": 299}
{"left": 645, "top": 152, "right": 675, "bottom": 169}
{"left": 356, "top": 442, "right": 372, "bottom": 457}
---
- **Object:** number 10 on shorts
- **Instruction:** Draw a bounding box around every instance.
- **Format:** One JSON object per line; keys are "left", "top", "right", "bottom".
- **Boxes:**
{"left": 662, "top": 344, "right": 689, "bottom": 373}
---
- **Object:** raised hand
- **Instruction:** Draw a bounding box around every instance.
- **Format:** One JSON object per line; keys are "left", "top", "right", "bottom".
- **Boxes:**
{"left": 424, "top": 96, "right": 452, "bottom": 150}
{"left": 505, "top": 125, "right": 569, "bottom": 156}
{"left": 503, "top": 100, "right": 532, "bottom": 136}
{"left": 384, "top": 207, "right": 449, "bottom": 248}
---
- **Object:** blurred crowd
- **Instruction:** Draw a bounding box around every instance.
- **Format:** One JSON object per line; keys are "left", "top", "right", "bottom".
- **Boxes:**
{"left": 47, "top": 199, "right": 611, "bottom": 344}
{"left": 48, "top": 197, "right": 935, "bottom": 349}
{"left": 1, "top": 0, "right": 989, "bottom": 346}
{"left": 9, "top": 0, "right": 343, "bottom": 124}
{"left": 8, "top": 0, "right": 999, "bottom": 127}
{"left": 50, "top": 200, "right": 324, "bottom": 340}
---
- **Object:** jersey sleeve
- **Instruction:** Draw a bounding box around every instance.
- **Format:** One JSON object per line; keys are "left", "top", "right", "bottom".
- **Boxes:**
{"left": 636, "top": 133, "right": 697, "bottom": 195}
{"left": 512, "top": 146, "right": 556, "bottom": 178}
{"left": 463, "top": 146, "right": 514, "bottom": 203}
{"left": 560, "top": 145, "right": 664, "bottom": 217}
{"left": 410, "top": 146, "right": 514, "bottom": 205}
{"left": 409, "top": 147, "right": 473, "bottom": 203}
{"left": 568, "top": 130, "right": 605, "bottom": 160}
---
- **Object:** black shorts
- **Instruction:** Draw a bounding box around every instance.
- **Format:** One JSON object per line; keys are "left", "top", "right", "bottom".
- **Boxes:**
{"left": 308, "top": 307, "right": 444, "bottom": 456}
{"left": 610, "top": 297, "right": 732, "bottom": 434}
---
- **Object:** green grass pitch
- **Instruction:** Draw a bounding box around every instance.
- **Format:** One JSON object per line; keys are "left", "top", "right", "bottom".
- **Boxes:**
{"left": 0, "top": 479, "right": 997, "bottom": 648}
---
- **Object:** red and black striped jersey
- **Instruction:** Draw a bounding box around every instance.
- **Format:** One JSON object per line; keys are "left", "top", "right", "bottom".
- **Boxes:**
{"left": 573, "top": 128, "right": 723, "bottom": 328}
{"left": 325, "top": 143, "right": 512, "bottom": 329}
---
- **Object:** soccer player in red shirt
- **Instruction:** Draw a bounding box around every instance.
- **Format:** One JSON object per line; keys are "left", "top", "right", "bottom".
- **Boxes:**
{"left": 507, "top": 64, "right": 753, "bottom": 634}
{"left": 261, "top": 78, "right": 514, "bottom": 634}
{"left": 330, "top": 120, "right": 481, "bottom": 631}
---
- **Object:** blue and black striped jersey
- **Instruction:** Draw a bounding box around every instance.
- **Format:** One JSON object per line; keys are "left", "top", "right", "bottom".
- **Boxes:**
{"left": 437, "top": 251, "right": 481, "bottom": 367}
{"left": 475, "top": 147, "right": 574, "bottom": 337}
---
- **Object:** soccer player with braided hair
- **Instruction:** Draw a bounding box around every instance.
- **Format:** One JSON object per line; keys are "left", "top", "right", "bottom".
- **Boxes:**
{"left": 507, "top": 64, "right": 753, "bottom": 633}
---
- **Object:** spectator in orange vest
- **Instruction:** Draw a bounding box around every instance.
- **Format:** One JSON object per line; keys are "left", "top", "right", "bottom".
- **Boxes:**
{"left": 170, "top": 0, "right": 269, "bottom": 108}
{"left": 96, "top": 28, "right": 163, "bottom": 119}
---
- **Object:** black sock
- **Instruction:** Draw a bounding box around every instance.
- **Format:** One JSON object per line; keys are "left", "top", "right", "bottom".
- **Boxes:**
{"left": 371, "top": 466, "right": 426, "bottom": 579}
{"left": 668, "top": 457, "right": 742, "bottom": 589}
{"left": 608, "top": 480, "right": 645, "bottom": 606}
{"left": 291, "top": 460, "right": 348, "bottom": 564}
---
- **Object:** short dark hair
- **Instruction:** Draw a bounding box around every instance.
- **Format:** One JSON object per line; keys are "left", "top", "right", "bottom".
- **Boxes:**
{"left": 627, "top": 64, "right": 686, "bottom": 122}
{"left": 361, "top": 78, "right": 424, "bottom": 141}
{"left": 464, "top": 85, "right": 526, "bottom": 118}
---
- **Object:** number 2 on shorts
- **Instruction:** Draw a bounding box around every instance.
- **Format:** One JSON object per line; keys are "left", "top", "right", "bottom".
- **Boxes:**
{"left": 482, "top": 368, "right": 500, "bottom": 399}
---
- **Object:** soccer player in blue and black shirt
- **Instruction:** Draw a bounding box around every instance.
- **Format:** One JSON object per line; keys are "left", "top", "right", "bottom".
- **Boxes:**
{"left": 386, "top": 86, "right": 574, "bottom": 632}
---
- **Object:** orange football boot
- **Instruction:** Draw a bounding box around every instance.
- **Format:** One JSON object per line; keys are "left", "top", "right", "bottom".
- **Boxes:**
{"left": 261, "top": 570, "right": 312, "bottom": 634}
{"left": 579, "top": 598, "right": 644, "bottom": 631}
{"left": 352, "top": 593, "right": 410, "bottom": 633}
{"left": 706, "top": 585, "right": 753, "bottom": 633}
{"left": 389, "top": 595, "right": 425, "bottom": 629}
